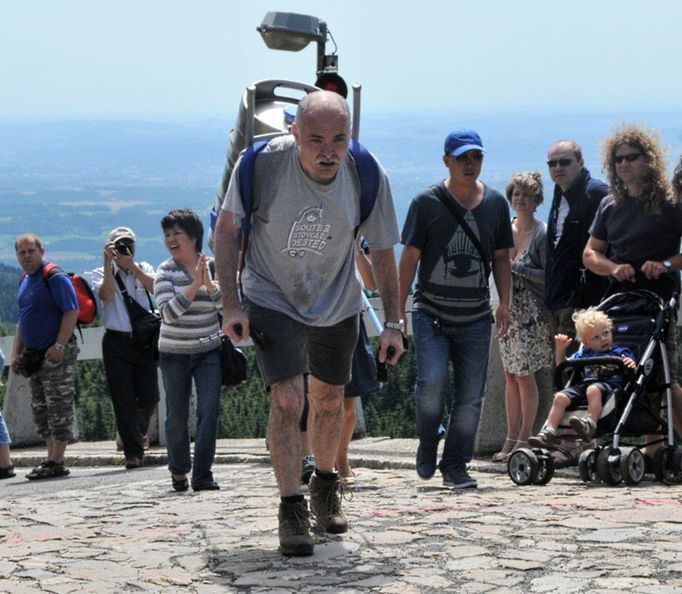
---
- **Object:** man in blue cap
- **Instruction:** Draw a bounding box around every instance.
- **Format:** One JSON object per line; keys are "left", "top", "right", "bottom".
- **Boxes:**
{"left": 399, "top": 128, "right": 513, "bottom": 489}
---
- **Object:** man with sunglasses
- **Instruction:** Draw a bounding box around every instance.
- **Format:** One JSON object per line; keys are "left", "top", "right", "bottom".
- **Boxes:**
{"left": 399, "top": 128, "right": 513, "bottom": 489}
{"left": 91, "top": 227, "right": 158, "bottom": 470}
{"left": 545, "top": 140, "right": 608, "bottom": 349}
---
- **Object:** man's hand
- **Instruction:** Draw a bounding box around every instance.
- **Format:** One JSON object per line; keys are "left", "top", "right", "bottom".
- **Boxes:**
{"left": 222, "top": 306, "right": 250, "bottom": 343}
{"left": 45, "top": 345, "right": 65, "bottom": 364}
{"left": 104, "top": 242, "right": 117, "bottom": 264}
{"left": 611, "top": 263, "right": 636, "bottom": 282}
{"left": 495, "top": 303, "right": 510, "bottom": 338}
{"left": 640, "top": 260, "right": 666, "bottom": 280}
{"left": 378, "top": 328, "right": 405, "bottom": 365}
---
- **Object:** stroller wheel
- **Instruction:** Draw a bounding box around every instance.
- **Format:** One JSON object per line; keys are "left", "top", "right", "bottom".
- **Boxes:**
{"left": 533, "top": 453, "right": 555, "bottom": 485}
{"left": 597, "top": 447, "right": 623, "bottom": 486}
{"left": 653, "top": 446, "right": 678, "bottom": 483}
{"left": 619, "top": 447, "right": 645, "bottom": 486}
{"left": 578, "top": 448, "right": 599, "bottom": 483}
{"left": 508, "top": 448, "right": 539, "bottom": 486}
{"left": 673, "top": 448, "right": 682, "bottom": 475}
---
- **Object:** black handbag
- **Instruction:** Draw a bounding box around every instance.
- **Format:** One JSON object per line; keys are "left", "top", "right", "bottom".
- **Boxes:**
{"left": 114, "top": 273, "right": 161, "bottom": 351}
{"left": 220, "top": 336, "right": 248, "bottom": 387}
{"left": 16, "top": 348, "right": 47, "bottom": 378}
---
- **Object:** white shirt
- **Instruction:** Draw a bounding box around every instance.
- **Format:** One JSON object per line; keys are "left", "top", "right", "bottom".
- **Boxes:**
{"left": 91, "top": 261, "right": 155, "bottom": 332}
{"left": 553, "top": 195, "right": 570, "bottom": 247}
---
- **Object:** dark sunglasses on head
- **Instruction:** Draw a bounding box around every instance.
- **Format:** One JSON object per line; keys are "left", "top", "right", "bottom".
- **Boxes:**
{"left": 614, "top": 152, "right": 642, "bottom": 164}
{"left": 546, "top": 158, "right": 573, "bottom": 168}
{"left": 454, "top": 151, "right": 484, "bottom": 163}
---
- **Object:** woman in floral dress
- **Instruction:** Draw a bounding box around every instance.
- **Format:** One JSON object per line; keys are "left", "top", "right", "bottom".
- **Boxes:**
{"left": 494, "top": 172, "right": 552, "bottom": 461}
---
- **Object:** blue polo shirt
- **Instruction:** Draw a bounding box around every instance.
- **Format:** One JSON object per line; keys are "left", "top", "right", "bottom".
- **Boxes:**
{"left": 17, "top": 263, "right": 78, "bottom": 350}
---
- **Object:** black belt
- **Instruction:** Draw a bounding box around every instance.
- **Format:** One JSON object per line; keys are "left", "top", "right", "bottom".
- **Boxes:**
{"left": 106, "top": 329, "right": 134, "bottom": 338}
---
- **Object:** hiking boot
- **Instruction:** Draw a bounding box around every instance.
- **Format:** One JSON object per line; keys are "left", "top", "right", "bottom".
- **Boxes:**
{"left": 442, "top": 466, "right": 478, "bottom": 489}
{"left": 26, "top": 460, "right": 70, "bottom": 480}
{"left": 300, "top": 454, "right": 315, "bottom": 485}
{"left": 416, "top": 438, "right": 439, "bottom": 480}
{"left": 278, "top": 498, "right": 314, "bottom": 556}
{"left": 569, "top": 416, "right": 597, "bottom": 441}
{"left": 309, "top": 473, "right": 348, "bottom": 534}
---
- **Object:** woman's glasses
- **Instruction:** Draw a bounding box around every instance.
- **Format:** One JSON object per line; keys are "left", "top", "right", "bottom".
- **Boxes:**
{"left": 614, "top": 153, "right": 642, "bottom": 164}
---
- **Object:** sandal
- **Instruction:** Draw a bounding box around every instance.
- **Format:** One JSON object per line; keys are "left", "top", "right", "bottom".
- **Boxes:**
{"left": 341, "top": 472, "right": 357, "bottom": 487}
{"left": 26, "top": 460, "right": 70, "bottom": 480}
{"left": 549, "top": 445, "right": 579, "bottom": 469}
{"left": 492, "top": 438, "right": 516, "bottom": 462}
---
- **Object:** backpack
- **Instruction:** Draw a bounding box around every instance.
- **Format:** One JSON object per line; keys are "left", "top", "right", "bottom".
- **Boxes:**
{"left": 21, "top": 263, "right": 98, "bottom": 325}
{"left": 211, "top": 138, "right": 381, "bottom": 264}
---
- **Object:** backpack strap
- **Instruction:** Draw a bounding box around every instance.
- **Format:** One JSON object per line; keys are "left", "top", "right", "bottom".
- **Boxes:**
{"left": 348, "top": 139, "right": 380, "bottom": 227}
{"left": 36, "top": 262, "right": 83, "bottom": 341}
{"left": 236, "top": 138, "right": 381, "bottom": 249}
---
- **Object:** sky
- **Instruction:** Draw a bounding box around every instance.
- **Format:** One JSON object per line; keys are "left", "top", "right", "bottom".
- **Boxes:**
{"left": 3, "top": 0, "right": 682, "bottom": 118}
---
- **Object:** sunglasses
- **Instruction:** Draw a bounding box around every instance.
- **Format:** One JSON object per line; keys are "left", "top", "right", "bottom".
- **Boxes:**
{"left": 546, "top": 158, "right": 574, "bottom": 168}
{"left": 614, "top": 153, "right": 642, "bottom": 164}
{"left": 454, "top": 151, "right": 484, "bottom": 163}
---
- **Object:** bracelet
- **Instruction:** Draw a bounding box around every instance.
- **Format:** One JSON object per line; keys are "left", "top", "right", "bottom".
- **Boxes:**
{"left": 53, "top": 343, "right": 65, "bottom": 352}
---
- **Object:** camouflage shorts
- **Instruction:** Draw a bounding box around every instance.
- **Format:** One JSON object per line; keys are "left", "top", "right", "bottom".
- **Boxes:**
{"left": 29, "top": 337, "right": 79, "bottom": 442}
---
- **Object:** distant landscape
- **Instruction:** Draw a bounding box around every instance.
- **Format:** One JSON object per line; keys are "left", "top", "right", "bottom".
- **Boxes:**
{"left": 4, "top": 109, "right": 682, "bottom": 278}
{"left": 3, "top": 110, "right": 682, "bottom": 441}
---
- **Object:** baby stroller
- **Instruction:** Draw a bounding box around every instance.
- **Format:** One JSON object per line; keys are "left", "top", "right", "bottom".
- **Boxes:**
{"left": 508, "top": 289, "right": 682, "bottom": 486}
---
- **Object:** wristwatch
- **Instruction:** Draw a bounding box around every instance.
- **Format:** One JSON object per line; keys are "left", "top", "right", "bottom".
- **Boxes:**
{"left": 53, "top": 342, "right": 65, "bottom": 352}
{"left": 384, "top": 319, "right": 405, "bottom": 333}
{"left": 662, "top": 260, "right": 673, "bottom": 272}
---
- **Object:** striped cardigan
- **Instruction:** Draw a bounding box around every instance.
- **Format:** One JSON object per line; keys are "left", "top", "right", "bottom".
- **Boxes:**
{"left": 154, "top": 257, "right": 223, "bottom": 355}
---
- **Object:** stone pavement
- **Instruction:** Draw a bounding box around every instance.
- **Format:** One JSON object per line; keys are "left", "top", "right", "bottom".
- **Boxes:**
{"left": 2, "top": 438, "right": 682, "bottom": 593}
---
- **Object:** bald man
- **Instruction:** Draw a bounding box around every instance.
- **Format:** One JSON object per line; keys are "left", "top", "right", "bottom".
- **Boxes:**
{"left": 545, "top": 140, "right": 608, "bottom": 343}
{"left": 214, "top": 91, "right": 404, "bottom": 556}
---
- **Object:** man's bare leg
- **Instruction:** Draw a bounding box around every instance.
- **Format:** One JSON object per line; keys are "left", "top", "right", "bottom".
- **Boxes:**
{"left": 307, "top": 377, "right": 348, "bottom": 533}
{"left": 308, "top": 377, "right": 344, "bottom": 472}
{"left": 268, "top": 376, "right": 305, "bottom": 496}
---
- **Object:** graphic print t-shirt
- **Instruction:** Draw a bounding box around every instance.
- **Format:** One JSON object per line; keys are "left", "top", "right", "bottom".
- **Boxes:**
{"left": 401, "top": 182, "right": 513, "bottom": 324}
{"left": 222, "top": 135, "right": 399, "bottom": 326}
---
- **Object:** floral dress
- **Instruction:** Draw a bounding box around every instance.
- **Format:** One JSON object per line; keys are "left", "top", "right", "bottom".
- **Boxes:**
{"left": 499, "top": 223, "right": 552, "bottom": 376}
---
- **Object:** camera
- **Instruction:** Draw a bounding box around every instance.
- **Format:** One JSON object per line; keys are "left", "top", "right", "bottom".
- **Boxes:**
{"left": 115, "top": 240, "right": 132, "bottom": 256}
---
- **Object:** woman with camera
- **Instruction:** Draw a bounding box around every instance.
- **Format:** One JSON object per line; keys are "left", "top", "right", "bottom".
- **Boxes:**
{"left": 91, "top": 226, "right": 158, "bottom": 470}
{"left": 154, "top": 209, "right": 223, "bottom": 492}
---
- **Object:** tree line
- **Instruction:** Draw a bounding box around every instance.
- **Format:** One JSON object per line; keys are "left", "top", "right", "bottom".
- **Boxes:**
{"left": 64, "top": 339, "right": 418, "bottom": 441}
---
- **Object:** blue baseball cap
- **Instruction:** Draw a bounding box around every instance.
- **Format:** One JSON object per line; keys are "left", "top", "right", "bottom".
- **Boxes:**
{"left": 444, "top": 128, "right": 484, "bottom": 157}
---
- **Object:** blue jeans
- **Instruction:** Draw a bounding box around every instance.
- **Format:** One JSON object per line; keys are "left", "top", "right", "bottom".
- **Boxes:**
{"left": 412, "top": 310, "right": 492, "bottom": 472}
{"left": 0, "top": 411, "right": 11, "bottom": 446}
{"left": 160, "top": 348, "right": 221, "bottom": 486}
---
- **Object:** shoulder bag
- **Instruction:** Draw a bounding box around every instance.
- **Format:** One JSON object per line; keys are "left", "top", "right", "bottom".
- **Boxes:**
{"left": 114, "top": 272, "right": 161, "bottom": 352}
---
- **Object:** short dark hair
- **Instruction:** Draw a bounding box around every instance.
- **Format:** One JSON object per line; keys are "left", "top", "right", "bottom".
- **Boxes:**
{"left": 160, "top": 208, "right": 204, "bottom": 252}
{"left": 15, "top": 233, "right": 43, "bottom": 251}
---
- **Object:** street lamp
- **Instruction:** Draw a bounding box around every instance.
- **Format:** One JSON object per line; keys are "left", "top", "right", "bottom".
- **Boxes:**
{"left": 257, "top": 11, "right": 346, "bottom": 96}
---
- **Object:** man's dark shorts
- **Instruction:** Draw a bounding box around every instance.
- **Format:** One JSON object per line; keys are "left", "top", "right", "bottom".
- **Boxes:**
{"left": 244, "top": 299, "right": 359, "bottom": 387}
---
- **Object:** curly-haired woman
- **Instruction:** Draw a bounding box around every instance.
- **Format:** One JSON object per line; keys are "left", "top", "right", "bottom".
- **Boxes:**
{"left": 494, "top": 172, "right": 552, "bottom": 461}
{"left": 583, "top": 124, "right": 682, "bottom": 442}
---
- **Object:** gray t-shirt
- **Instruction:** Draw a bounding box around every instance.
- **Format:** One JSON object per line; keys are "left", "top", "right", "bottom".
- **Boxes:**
{"left": 222, "top": 135, "right": 400, "bottom": 326}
